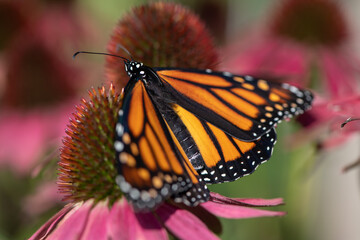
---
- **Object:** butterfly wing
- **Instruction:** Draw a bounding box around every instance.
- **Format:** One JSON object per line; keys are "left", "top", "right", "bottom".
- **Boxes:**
{"left": 167, "top": 103, "right": 277, "bottom": 184}
{"left": 115, "top": 81, "right": 209, "bottom": 210}
{"left": 156, "top": 68, "right": 313, "bottom": 141}
{"left": 163, "top": 120, "right": 211, "bottom": 205}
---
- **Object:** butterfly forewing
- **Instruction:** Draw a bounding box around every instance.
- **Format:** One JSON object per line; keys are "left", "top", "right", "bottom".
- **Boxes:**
{"left": 156, "top": 68, "right": 313, "bottom": 141}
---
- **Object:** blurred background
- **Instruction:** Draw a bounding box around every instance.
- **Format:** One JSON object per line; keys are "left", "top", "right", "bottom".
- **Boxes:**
{"left": 1, "top": 0, "right": 360, "bottom": 239}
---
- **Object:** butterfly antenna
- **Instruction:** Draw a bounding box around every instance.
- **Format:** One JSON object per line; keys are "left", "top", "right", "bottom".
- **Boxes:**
{"left": 116, "top": 44, "right": 134, "bottom": 61}
{"left": 73, "top": 51, "right": 129, "bottom": 62}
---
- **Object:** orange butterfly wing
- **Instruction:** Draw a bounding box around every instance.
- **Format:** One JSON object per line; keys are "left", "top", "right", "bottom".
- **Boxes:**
{"left": 115, "top": 81, "right": 209, "bottom": 210}
{"left": 168, "top": 104, "right": 276, "bottom": 184}
{"left": 156, "top": 68, "right": 313, "bottom": 141}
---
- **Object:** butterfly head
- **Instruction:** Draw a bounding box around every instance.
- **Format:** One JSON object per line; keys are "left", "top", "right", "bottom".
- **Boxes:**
{"left": 124, "top": 60, "right": 145, "bottom": 78}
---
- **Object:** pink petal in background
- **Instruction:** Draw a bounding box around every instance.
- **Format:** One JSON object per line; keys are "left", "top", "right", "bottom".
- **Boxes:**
{"left": 0, "top": 102, "right": 75, "bottom": 175}
{"left": 0, "top": 112, "right": 47, "bottom": 174}
{"left": 23, "top": 181, "right": 62, "bottom": 217}
{"left": 319, "top": 49, "right": 358, "bottom": 97}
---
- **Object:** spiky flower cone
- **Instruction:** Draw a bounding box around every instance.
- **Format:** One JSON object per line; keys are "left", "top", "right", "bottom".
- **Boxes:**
{"left": 106, "top": 2, "right": 218, "bottom": 89}
{"left": 58, "top": 85, "right": 123, "bottom": 205}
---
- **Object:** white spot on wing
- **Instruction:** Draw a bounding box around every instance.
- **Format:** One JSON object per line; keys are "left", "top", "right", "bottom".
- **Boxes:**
{"left": 114, "top": 141, "right": 124, "bottom": 151}
{"left": 223, "top": 71, "right": 232, "bottom": 77}
{"left": 116, "top": 123, "right": 124, "bottom": 136}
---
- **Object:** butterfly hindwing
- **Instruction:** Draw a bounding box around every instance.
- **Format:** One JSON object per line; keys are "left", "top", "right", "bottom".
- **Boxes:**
{"left": 156, "top": 68, "right": 313, "bottom": 141}
{"left": 169, "top": 103, "right": 277, "bottom": 184}
{"left": 115, "top": 81, "right": 208, "bottom": 210}
{"left": 164, "top": 120, "right": 210, "bottom": 205}
{"left": 198, "top": 122, "right": 277, "bottom": 183}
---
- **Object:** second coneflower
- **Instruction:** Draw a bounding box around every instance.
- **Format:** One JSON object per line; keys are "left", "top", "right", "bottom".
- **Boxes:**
{"left": 106, "top": 2, "right": 218, "bottom": 89}
{"left": 225, "top": 0, "right": 356, "bottom": 95}
{"left": 224, "top": 0, "right": 360, "bottom": 148}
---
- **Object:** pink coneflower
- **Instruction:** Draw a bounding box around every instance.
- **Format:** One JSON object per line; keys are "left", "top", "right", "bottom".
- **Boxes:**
{"left": 30, "top": 3, "right": 286, "bottom": 238}
{"left": 29, "top": 86, "right": 285, "bottom": 240}
{"left": 224, "top": 0, "right": 360, "bottom": 147}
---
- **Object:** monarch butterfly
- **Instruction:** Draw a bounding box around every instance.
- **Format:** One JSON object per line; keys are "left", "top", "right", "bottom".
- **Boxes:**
{"left": 91, "top": 52, "right": 314, "bottom": 211}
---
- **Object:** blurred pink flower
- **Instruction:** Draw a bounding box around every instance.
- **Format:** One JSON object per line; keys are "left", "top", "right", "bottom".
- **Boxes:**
{"left": 0, "top": 0, "right": 88, "bottom": 175}
{"left": 223, "top": 33, "right": 312, "bottom": 86}
{"left": 0, "top": 4, "right": 89, "bottom": 237}
{"left": 224, "top": 0, "right": 357, "bottom": 94}
{"left": 0, "top": 105, "right": 73, "bottom": 175}
{"left": 30, "top": 193, "right": 285, "bottom": 240}
{"left": 223, "top": 0, "right": 360, "bottom": 148}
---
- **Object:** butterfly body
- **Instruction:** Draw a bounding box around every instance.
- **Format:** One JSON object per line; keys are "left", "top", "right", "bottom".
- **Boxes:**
{"left": 115, "top": 60, "right": 313, "bottom": 211}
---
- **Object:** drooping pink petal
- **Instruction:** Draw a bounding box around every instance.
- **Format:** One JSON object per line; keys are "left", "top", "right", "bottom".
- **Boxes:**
{"left": 107, "top": 200, "right": 130, "bottom": 240}
{"left": 108, "top": 199, "right": 167, "bottom": 240}
{"left": 29, "top": 203, "right": 75, "bottom": 240}
{"left": 201, "top": 201, "right": 286, "bottom": 219}
{"left": 209, "top": 192, "right": 284, "bottom": 207}
{"left": 224, "top": 197, "right": 284, "bottom": 206}
{"left": 156, "top": 203, "right": 219, "bottom": 240}
{"left": 81, "top": 201, "right": 111, "bottom": 239}
{"left": 46, "top": 201, "right": 93, "bottom": 239}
